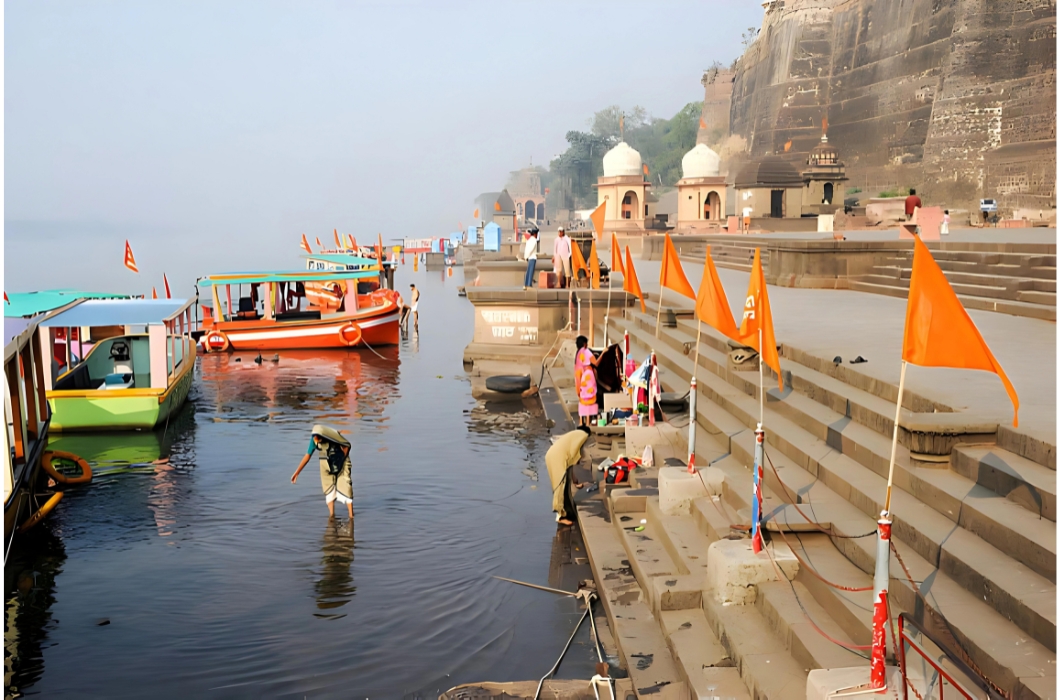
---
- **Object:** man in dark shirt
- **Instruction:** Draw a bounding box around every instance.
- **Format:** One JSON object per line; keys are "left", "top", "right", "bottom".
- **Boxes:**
{"left": 904, "top": 189, "right": 922, "bottom": 220}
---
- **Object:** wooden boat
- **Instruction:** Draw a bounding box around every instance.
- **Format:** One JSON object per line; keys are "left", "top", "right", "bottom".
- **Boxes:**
{"left": 197, "top": 267, "right": 401, "bottom": 352}
{"left": 4, "top": 314, "right": 56, "bottom": 557}
{"left": 38, "top": 298, "right": 197, "bottom": 432}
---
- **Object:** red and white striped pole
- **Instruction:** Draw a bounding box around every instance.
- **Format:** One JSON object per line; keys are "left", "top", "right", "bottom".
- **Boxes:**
{"left": 751, "top": 425, "right": 765, "bottom": 553}
{"left": 870, "top": 510, "right": 892, "bottom": 691}
{"left": 687, "top": 377, "right": 697, "bottom": 474}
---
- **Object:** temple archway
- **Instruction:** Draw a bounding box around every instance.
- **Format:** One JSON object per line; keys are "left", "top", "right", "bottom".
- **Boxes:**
{"left": 704, "top": 191, "right": 721, "bottom": 220}
{"left": 537, "top": 202, "right": 545, "bottom": 220}
{"left": 524, "top": 200, "right": 536, "bottom": 220}
{"left": 823, "top": 182, "right": 834, "bottom": 204}
{"left": 621, "top": 191, "right": 639, "bottom": 220}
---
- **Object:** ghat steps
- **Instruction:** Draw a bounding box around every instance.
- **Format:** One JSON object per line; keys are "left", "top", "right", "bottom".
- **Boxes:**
{"left": 589, "top": 297, "right": 1055, "bottom": 700}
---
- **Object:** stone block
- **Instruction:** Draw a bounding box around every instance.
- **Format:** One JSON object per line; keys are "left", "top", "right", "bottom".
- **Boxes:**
{"left": 706, "top": 539, "right": 799, "bottom": 605}
{"left": 702, "top": 466, "right": 725, "bottom": 496}
{"left": 806, "top": 666, "right": 902, "bottom": 700}
{"left": 659, "top": 467, "right": 709, "bottom": 515}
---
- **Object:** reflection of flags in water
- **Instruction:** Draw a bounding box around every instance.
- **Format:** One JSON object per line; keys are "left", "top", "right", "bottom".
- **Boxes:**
{"left": 124, "top": 240, "right": 139, "bottom": 273}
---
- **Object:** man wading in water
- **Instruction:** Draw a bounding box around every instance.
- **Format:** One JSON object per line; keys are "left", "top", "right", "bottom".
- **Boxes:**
{"left": 291, "top": 424, "right": 354, "bottom": 519}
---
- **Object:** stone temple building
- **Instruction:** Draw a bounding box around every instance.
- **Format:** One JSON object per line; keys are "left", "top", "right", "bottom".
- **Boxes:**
{"left": 676, "top": 143, "right": 727, "bottom": 232}
{"left": 594, "top": 142, "right": 654, "bottom": 233}
{"left": 506, "top": 167, "right": 547, "bottom": 225}
{"left": 474, "top": 190, "right": 517, "bottom": 233}
{"left": 801, "top": 133, "right": 847, "bottom": 216}
{"left": 734, "top": 155, "right": 805, "bottom": 219}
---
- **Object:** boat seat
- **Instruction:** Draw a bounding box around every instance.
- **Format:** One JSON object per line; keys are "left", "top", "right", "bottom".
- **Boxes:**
{"left": 236, "top": 296, "right": 259, "bottom": 319}
{"left": 100, "top": 373, "right": 134, "bottom": 390}
{"left": 110, "top": 341, "right": 133, "bottom": 375}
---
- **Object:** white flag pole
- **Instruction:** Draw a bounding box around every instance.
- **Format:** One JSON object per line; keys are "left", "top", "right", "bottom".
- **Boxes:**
{"left": 884, "top": 360, "right": 908, "bottom": 514}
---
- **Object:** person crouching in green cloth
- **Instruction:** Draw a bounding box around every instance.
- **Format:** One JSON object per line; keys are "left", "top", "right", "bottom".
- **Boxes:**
{"left": 545, "top": 426, "right": 590, "bottom": 527}
{"left": 291, "top": 424, "right": 354, "bottom": 519}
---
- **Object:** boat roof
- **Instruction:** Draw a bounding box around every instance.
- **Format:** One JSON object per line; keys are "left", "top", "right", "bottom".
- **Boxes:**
{"left": 39, "top": 298, "right": 193, "bottom": 328}
{"left": 199, "top": 269, "right": 379, "bottom": 286}
{"left": 4, "top": 289, "right": 129, "bottom": 318}
{"left": 301, "top": 253, "right": 379, "bottom": 266}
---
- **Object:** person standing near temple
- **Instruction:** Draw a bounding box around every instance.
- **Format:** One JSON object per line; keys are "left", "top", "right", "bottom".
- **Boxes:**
{"left": 522, "top": 228, "right": 539, "bottom": 290}
{"left": 904, "top": 188, "right": 922, "bottom": 221}
{"left": 553, "top": 227, "right": 572, "bottom": 289}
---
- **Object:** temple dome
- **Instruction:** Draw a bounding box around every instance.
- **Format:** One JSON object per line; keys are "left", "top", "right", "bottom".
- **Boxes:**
{"left": 602, "top": 142, "right": 643, "bottom": 178}
{"left": 735, "top": 155, "right": 803, "bottom": 188}
{"left": 807, "top": 133, "right": 841, "bottom": 166}
{"left": 681, "top": 143, "right": 721, "bottom": 178}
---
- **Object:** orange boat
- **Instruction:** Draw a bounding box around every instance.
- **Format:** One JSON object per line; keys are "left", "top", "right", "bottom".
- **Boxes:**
{"left": 196, "top": 267, "right": 401, "bottom": 352}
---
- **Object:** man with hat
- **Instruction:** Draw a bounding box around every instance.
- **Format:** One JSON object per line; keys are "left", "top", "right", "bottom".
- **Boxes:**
{"left": 553, "top": 226, "right": 572, "bottom": 289}
{"left": 291, "top": 424, "right": 354, "bottom": 519}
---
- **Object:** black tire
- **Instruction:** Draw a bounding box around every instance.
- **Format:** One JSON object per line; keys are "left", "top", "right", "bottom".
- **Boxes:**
{"left": 485, "top": 375, "right": 532, "bottom": 393}
{"left": 659, "top": 392, "right": 688, "bottom": 408}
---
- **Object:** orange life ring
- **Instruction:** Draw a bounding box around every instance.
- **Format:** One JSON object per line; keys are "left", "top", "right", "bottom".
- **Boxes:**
{"left": 338, "top": 321, "right": 363, "bottom": 347}
{"left": 204, "top": 330, "right": 230, "bottom": 353}
{"left": 42, "top": 450, "right": 93, "bottom": 485}
{"left": 19, "top": 491, "right": 64, "bottom": 533}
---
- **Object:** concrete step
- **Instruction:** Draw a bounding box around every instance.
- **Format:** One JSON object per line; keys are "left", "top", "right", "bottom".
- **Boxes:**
{"left": 1033, "top": 278, "right": 1057, "bottom": 293}
{"left": 609, "top": 314, "right": 1057, "bottom": 665}
{"left": 660, "top": 609, "right": 749, "bottom": 700}
{"left": 621, "top": 309, "right": 1057, "bottom": 585}
{"left": 847, "top": 281, "right": 1057, "bottom": 320}
{"left": 951, "top": 444, "right": 1056, "bottom": 521}
{"left": 579, "top": 496, "right": 688, "bottom": 699}
{"left": 756, "top": 579, "right": 867, "bottom": 671}
{"left": 1018, "top": 289, "right": 1057, "bottom": 306}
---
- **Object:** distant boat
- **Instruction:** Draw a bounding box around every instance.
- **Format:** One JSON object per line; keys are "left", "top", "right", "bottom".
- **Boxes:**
{"left": 196, "top": 264, "right": 401, "bottom": 352}
{"left": 4, "top": 313, "right": 57, "bottom": 555}
{"left": 38, "top": 298, "right": 197, "bottom": 432}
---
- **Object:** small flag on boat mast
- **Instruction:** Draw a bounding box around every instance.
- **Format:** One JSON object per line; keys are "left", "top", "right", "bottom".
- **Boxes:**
{"left": 3, "top": 292, "right": 9, "bottom": 305}
{"left": 334, "top": 229, "right": 342, "bottom": 249}
{"left": 124, "top": 240, "right": 139, "bottom": 273}
{"left": 300, "top": 234, "right": 312, "bottom": 254}
{"left": 315, "top": 236, "right": 323, "bottom": 248}
{"left": 152, "top": 287, "right": 158, "bottom": 299}
{"left": 346, "top": 234, "right": 356, "bottom": 249}
{"left": 163, "top": 273, "right": 172, "bottom": 299}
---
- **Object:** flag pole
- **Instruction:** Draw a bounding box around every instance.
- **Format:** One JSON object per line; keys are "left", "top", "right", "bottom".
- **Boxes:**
{"left": 604, "top": 272, "right": 612, "bottom": 347}
{"left": 758, "top": 326, "right": 765, "bottom": 427}
{"left": 883, "top": 360, "right": 908, "bottom": 514}
{"left": 589, "top": 270, "right": 594, "bottom": 347}
{"left": 693, "top": 319, "right": 702, "bottom": 378}
{"left": 655, "top": 289, "right": 663, "bottom": 337}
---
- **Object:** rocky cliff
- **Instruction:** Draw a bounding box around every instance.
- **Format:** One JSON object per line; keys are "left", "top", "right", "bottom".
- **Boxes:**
{"left": 728, "top": 0, "right": 1056, "bottom": 215}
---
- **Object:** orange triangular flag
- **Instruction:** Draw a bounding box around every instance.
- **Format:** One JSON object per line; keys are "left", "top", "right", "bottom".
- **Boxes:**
{"left": 660, "top": 234, "right": 696, "bottom": 300}
{"left": 151, "top": 287, "right": 158, "bottom": 299}
{"left": 783, "top": 139, "right": 793, "bottom": 152}
{"left": 494, "top": 201, "right": 501, "bottom": 211}
{"left": 695, "top": 246, "right": 740, "bottom": 343}
{"left": 3, "top": 292, "right": 8, "bottom": 305}
{"left": 473, "top": 208, "right": 480, "bottom": 219}
{"left": 350, "top": 235, "right": 358, "bottom": 250}
{"left": 623, "top": 247, "right": 645, "bottom": 313}
{"left": 589, "top": 239, "right": 601, "bottom": 290}
{"left": 571, "top": 237, "right": 588, "bottom": 278}
{"left": 301, "top": 234, "right": 312, "bottom": 253}
{"left": 610, "top": 233, "right": 624, "bottom": 278}
{"left": 124, "top": 240, "right": 139, "bottom": 273}
{"left": 903, "top": 236, "right": 1019, "bottom": 426}
{"left": 315, "top": 237, "right": 322, "bottom": 248}
{"left": 642, "top": 163, "right": 649, "bottom": 176}
{"left": 589, "top": 201, "right": 606, "bottom": 238}
{"left": 334, "top": 229, "right": 342, "bottom": 249}
{"left": 163, "top": 273, "right": 172, "bottom": 299}
{"left": 821, "top": 116, "right": 828, "bottom": 134}
{"left": 699, "top": 117, "right": 707, "bottom": 130}
{"left": 346, "top": 234, "right": 355, "bottom": 249}
{"left": 738, "top": 248, "right": 782, "bottom": 390}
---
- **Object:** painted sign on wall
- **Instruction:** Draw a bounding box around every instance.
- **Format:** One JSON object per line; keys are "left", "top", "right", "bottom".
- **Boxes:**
{"left": 474, "top": 307, "right": 539, "bottom": 345}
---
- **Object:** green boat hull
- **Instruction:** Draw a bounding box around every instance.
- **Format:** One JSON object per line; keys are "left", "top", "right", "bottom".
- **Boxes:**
{"left": 48, "top": 364, "right": 194, "bottom": 432}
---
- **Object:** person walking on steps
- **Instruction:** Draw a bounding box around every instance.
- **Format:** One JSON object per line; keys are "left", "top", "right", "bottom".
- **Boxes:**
{"left": 291, "top": 424, "right": 354, "bottom": 520}
{"left": 545, "top": 426, "right": 590, "bottom": 527}
{"left": 904, "top": 188, "right": 922, "bottom": 221}
{"left": 522, "top": 227, "right": 539, "bottom": 290}
{"left": 553, "top": 227, "right": 572, "bottom": 289}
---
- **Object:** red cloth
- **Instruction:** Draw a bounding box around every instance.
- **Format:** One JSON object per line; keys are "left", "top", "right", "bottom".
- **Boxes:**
{"left": 904, "top": 195, "right": 922, "bottom": 216}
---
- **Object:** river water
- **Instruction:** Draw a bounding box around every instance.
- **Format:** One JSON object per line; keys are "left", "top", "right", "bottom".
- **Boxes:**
{"left": 4, "top": 266, "right": 600, "bottom": 698}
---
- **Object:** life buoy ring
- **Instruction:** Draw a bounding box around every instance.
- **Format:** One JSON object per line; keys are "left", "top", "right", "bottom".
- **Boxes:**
{"left": 204, "top": 330, "right": 230, "bottom": 353}
{"left": 42, "top": 450, "right": 93, "bottom": 486}
{"left": 338, "top": 322, "right": 363, "bottom": 347}
{"left": 19, "top": 491, "right": 64, "bottom": 533}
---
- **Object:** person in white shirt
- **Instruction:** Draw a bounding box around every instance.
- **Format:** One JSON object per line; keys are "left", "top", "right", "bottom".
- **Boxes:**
{"left": 522, "top": 228, "right": 540, "bottom": 289}
{"left": 553, "top": 227, "right": 572, "bottom": 289}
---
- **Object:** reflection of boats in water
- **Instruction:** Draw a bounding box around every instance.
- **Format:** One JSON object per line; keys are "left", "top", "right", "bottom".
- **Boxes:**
{"left": 4, "top": 315, "right": 57, "bottom": 558}
{"left": 40, "top": 299, "right": 196, "bottom": 432}
{"left": 4, "top": 520, "right": 66, "bottom": 696}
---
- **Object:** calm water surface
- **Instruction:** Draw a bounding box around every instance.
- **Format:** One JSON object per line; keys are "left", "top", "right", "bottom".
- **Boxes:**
{"left": 5, "top": 266, "right": 598, "bottom": 698}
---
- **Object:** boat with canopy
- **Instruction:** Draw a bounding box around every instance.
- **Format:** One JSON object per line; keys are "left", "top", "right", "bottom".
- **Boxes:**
{"left": 196, "top": 265, "right": 401, "bottom": 352}
{"left": 38, "top": 298, "right": 196, "bottom": 431}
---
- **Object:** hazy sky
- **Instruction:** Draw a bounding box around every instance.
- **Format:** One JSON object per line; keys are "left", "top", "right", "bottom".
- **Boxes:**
{"left": 6, "top": 1, "right": 761, "bottom": 295}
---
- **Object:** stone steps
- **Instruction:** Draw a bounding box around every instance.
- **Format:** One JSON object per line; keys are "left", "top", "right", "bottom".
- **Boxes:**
{"left": 847, "top": 280, "right": 1057, "bottom": 320}
{"left": 604, "top": 313, "right": 1056, "bottom": 697}
{"left": 952, "top": 444, "right": 1057, "bottom": 521}
{"left": 659, "top": 609, "right": 750, "bottom": 700}
{"left": 624, "top": 309, "right": 1056, "bottom": 585}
